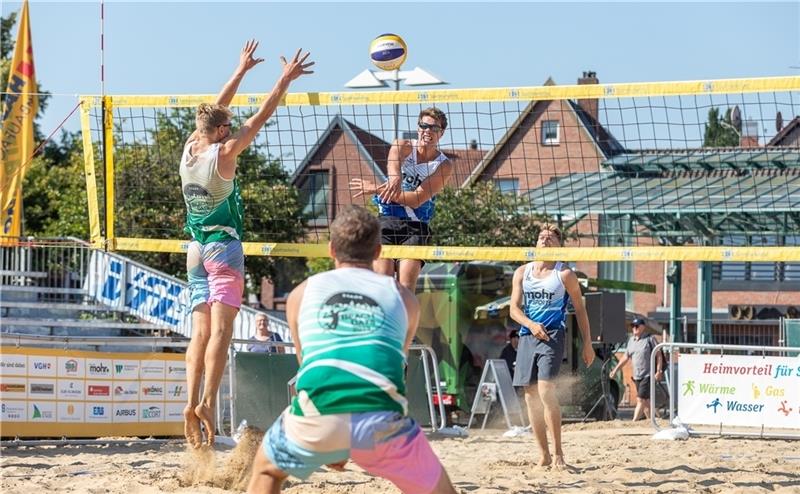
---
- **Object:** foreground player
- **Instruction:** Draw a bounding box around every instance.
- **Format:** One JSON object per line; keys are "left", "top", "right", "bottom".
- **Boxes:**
{"left": 247, "top": 206, "right": 456, "bottom": 494}
{"left": 510, "top": 223, "right": 595, "bottom": 469}
{"left": 180, "top": 40, "right": 313, "bottom": 448}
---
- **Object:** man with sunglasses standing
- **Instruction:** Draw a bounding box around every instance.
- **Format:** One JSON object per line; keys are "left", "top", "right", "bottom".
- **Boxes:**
{"left": 609, "top": 318, "right": 664, "bottom": 421}
{"left": 179, "top": 40, "right": 314, "bottom": 449}
{"left": 350, "top": 107, "right": 453, "bottom": 293}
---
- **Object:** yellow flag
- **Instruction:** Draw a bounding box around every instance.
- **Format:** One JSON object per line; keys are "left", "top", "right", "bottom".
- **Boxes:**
{"left": 0, "top": 0, "right": 38, "bottom": 242}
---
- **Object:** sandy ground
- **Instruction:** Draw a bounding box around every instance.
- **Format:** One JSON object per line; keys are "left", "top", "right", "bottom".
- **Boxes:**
{"left": 2, "top": 420, "right": 800, "bottom": 493}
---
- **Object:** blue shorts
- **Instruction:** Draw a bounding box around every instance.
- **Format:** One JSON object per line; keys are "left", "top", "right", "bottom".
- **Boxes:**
{"left": 263, "top": 409, "right": 443, "bottom": 493}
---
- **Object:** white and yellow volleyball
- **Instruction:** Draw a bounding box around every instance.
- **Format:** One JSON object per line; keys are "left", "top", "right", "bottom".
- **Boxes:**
{"left": 369, "top": 33, "right": 408, "bottom": 71}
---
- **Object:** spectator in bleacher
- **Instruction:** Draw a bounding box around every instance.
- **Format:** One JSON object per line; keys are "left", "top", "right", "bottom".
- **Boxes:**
{"left": 247, "top": 313, "right": 285, "bottom": 354}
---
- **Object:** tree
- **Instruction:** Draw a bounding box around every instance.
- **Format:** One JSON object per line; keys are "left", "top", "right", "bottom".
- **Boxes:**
{"left": 703, "top": 107, "right": 739, "bottom": 148}
{"left": 431, "top": 182, "right": 553, "bottom": 247}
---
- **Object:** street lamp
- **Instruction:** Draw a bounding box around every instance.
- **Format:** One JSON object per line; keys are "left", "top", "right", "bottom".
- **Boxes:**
{"left": 345, "top": 67, "right": 447, "bottom": 139}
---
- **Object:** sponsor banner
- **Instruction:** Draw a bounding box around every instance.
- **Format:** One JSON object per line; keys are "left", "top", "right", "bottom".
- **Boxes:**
{"left": 165, "top": 362, "right": 186, "bottom": 380}
{"left": 85, "top": 381, "right": 112, "bottom": 401}
{"left": 113, "top": 381, "right": 139, "bottom": 402}
{"left": 113, "top": 403, "right": 139, "bottom": 423}
{"left": 57, "top": 402, "right": 84, "bottom": 422}
{"left": 165, "top": 382, "right": 187, "bottom": 402}
{"left": 29, "top": 401, "right": 56, "bottom": 422}
{"left": 165, "top": 402, "right": 184, "bottom": 422}
{"left": 58, "top": 379, "right": 85, "bottom": 400}
{"left": 28, "top": 356, "right": 57, "bottom": 377}
{"left": 140, "top": 403, "right": 164, "bottom": 422}
{"left": 139, "top": 360, "right": 165, "bottom": 380}
{"left": 1, "top": 400, "right": 27, "bottom": 422}
{"left": 86, "top": 359, "right": 113, "bottom": 379}
{"left": 85, "top": 402, "right": 111, "bottom": 422}
{"left": 140, "top": 381, "right": 165, "bottom": 400}
{"left": 58, "top": 356, "right": 85, "bottom": 378}
{"left": 679, "top": 354, "right": 800, "bottom": 429}
{"left": 1, "top": 347, "right": 185, "bottom": 437}
{"left": 27, "top": 380, "right": 55, "bottom": 398}
{"left": 113, "top": 360, "right": 140, "bottom": 379}
{"left": 0, "top": 377, "right": 27, "bottom": 399}
{"left": 0, "top": 354, "right": 27, "bottom": 376}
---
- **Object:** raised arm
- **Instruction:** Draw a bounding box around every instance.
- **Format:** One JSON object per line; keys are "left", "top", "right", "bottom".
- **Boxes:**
{"left": 216, "top": 39, "right": 264, "bottom": 107}
{"left": 562, "top": 269, "right": 596, "bottom": 367}
{"left": 286, "top": 280, "right": 308, "bottom": 365}
{"left": 188, "top": 40, "right": 263, "bottom": 143}
{"left": 377, "top": 139, "right": 412, "bottom": 202}
{"left": 218, "top": 49, "right": 314, "bottom": 176}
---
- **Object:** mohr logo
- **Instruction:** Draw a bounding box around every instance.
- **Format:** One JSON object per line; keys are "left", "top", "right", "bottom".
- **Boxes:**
{"left": 89, "top": 363, "right": 110, "bottom": 373}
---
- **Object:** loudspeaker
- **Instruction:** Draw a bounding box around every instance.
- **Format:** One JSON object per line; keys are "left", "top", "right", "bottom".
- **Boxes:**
{"left": 584, "top": 292, "right": 627, "bottom": 344}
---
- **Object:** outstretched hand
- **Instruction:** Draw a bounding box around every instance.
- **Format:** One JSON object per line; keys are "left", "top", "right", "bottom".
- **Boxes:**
{"left": 239, "top": 39, "right": 265, "bottom": 72}
{"left": 280, "top": 49, "right": 315, "bottom": 82}
{"left": 350, "top": 177, "right": 382, "bottom": 198}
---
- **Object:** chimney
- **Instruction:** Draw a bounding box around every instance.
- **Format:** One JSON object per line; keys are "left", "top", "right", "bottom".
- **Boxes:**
{"left": 577, "top": 70, "right": 599, "bottom": 124}
{"left": 260, "top": 276, "right": 275, "bottom": 310}
{"left": 740, "top": 120, "right": 759, "bottom": 148}
{"left": 469, "top": 139, "right": 478, "bottom": 150}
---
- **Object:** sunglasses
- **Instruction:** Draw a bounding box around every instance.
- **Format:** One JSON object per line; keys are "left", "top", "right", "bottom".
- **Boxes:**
{"left": 418, "top": 122, "right": 443, "bottom": 132}
{"left": 218, "top": 122, "right": 232, "bottom": 128}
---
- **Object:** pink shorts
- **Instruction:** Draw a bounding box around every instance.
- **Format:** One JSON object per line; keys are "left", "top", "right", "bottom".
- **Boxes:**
{"left": 263, "top": 410, "right": 443, "bottom": 494}
{"left": 186, "top": 240, "right": 244, "bottom": 309}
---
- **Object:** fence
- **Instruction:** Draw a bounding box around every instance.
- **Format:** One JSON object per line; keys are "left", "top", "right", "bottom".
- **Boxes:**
{"left": 0, "top": 238, "right": 290, "bottom": 346}
{"left": 651, "top": 342, "right": 800, "bottom": 440}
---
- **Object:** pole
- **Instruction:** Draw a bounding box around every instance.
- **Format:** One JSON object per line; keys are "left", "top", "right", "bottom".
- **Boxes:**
{"left": 393, "top": 70, "right": 400, "bottom": 140}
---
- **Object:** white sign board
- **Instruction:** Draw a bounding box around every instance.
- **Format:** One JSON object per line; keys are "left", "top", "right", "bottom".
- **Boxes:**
{"left": 678, "top": 354, "right": 800, "bottom": 429}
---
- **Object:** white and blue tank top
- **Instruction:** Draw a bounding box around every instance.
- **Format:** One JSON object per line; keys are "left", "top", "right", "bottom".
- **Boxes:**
{"left": 374, "top": 140, "right": 448, "bottom": 223}
{"left": 519, "top": 262, "right": 570, "bottom": 354}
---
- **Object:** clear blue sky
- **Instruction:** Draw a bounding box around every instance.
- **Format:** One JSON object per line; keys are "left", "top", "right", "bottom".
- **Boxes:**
{"left": 4, "top": 1, "right": 800, "bottom": 138}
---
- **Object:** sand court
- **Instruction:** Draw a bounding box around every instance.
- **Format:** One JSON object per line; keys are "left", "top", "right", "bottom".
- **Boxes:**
{"left": 3, "top": 421, "right": 799, "bottom": 493}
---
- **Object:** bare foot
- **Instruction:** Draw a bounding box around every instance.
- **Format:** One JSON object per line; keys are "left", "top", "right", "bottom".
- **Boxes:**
{"left": 537, "top": 452, "right": 552, "bottom": 467}
{"left": 553, "top": 455, "right": 567, "bottom": 471}
{"left": 184, "top": 405, "right": 202, "bottom": 449}
{"left": 195, "top": 403, "right": 215, "bottom": 447}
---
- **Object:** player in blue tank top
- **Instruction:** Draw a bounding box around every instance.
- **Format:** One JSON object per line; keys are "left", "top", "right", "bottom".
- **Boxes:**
{"left": 509, "top": 223, "right": 595, "bottom": 470}
{"left": 350, "top": 107, "right": 454, "bottom": 294}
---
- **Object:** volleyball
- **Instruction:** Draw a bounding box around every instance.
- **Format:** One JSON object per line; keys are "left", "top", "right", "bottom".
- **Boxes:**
{"left": 369, "top": 33, "right": 408, "bottom": 71}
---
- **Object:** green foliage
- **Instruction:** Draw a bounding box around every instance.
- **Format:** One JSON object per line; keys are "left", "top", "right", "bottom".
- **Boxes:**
{"left": 703, "top": 107, "right": 739, "bottom": 148}
{"left": 306, "top": 256, "right": 334, "bottom": 276}
{"left": 430, "top": 182, "right": 552, "bottom": 246}
{"left": 107, "top": 108, "right": 307, "bottom": 294}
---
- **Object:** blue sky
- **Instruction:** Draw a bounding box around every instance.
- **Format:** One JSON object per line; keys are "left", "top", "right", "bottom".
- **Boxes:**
{"left": 3, "top": 1, "right": 799, "bottom": 138}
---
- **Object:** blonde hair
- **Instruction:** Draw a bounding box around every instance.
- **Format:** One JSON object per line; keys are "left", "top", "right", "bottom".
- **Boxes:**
{"left": 196, "top": 103, "right": 233, "bottom": 135}
{"left": 540, "top": 223, "right": 563, "bottom": 243}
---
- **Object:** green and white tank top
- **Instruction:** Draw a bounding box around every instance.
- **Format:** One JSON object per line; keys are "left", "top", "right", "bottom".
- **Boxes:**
{"left": 179, "top": 140, "right": 244, "bottom": 244}
{"left": 291, "top": 268, "right": 409, "bottom": 417}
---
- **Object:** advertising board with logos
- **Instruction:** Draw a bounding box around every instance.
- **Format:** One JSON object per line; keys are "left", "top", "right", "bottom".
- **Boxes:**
{"left": 0, "top": 347, "right": 187, "bottom": 437}
{"left": 678, "top": 354, "right": 800, "bottom": 430}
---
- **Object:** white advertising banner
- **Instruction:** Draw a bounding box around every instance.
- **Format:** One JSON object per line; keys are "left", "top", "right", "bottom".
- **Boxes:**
{"left": 0, "top": 346, "right": 185, "bottom": 437}
{"left": 678, "top": 354, "right": 800, "bottom": 429}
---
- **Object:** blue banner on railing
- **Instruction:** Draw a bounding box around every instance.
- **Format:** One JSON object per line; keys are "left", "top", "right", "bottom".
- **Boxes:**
{"left": 88, "top": 251, "right": 191, "bottom": 334}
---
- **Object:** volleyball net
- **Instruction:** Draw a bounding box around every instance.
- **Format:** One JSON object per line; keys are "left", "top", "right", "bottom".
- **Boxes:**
{"left": 79, "top": 75, "right": 800, "bottom": 263}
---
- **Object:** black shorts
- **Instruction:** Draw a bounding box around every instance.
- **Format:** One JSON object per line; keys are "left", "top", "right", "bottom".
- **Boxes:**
{"left": 380, "top": 216, "right": 432, "bottom": 246}
{"left": 512, "top": 335, "right": 563, "bottom": 386}
{"left": 633, "top": 377, "right": 651, "bottom": 399}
